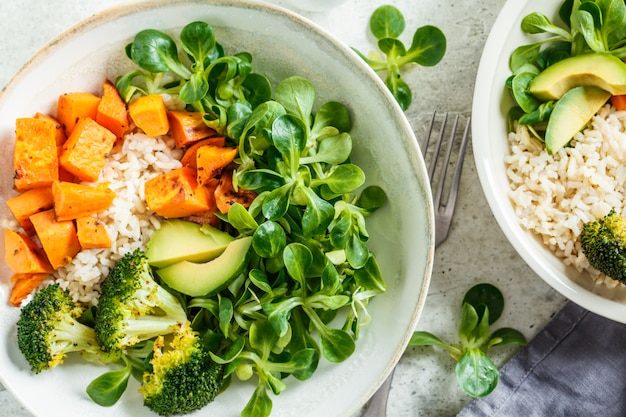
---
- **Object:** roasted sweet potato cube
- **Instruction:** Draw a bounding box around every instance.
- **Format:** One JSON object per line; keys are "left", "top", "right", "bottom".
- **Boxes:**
{"left": 34, "top": 112, "right": 66, "bottom": 147}
{"left": 30, "top": 209, "right": 81, "bottom": 270}
{"left": 144, "top": 167, "right": 212, "bottom": 218}
{"left": 6, "top": 187, "right": 54, "bottom": 235}
{"left": 4, "top": 228, "right": 53, "bottom": 273}
{"left": 168, "top": 111, "right": 218, "bottom": 147}
{"left": 128, "top": 94, "right": 169, "bottom": 137}
{"left": 52, "top": 181, "right": 116, "bottom": 221}
{"left": 196, "top": 145, "right": 238, "bottom": 185}
{"left": 56, "top": 92, "right": 101, "bottom": 136}
{"left": 59, "top": 117, "right": 117, "bottom": 182}
{"left": 214, "top": 170, "right": 257, "bottom": 214}
{"left": 13, "top": 117, "right": 59, "bottom": 191}
{"left": 180, "top": 137, "right": 227, "bottom": 168}
{"left": 33, "top": 113, "right": 76, "bottom": 181}
{"left": 75, "top": 216, "right": 112, "bottom": 249}
{"left": 184, "top": 179, "right": 220, "bottom": 226}
{"left": 96, "top": 79, "right": 130, "bottom": 139}
{"left": 9, "top": 273, "right": 49, "bottom": 307}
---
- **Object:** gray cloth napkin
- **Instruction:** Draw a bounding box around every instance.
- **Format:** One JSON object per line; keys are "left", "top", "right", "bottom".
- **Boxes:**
{"left": 457, "top": 301, "right": 626, "bottom": 417}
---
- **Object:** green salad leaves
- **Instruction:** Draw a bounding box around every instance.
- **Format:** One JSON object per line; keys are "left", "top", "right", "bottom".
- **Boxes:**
{"left": 117, "top": 21, "right": 272, "bottom": 135}
{"left": 114, "top": 20, "right": 388, "bottom": 417}
{"left": 352, "top": 5, "right": 446, "bottom": 111}
{"left": 410, "top": 283, "right": 526, "bottom": 398}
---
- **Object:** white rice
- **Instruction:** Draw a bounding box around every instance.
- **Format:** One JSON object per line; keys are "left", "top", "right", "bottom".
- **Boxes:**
{"left": 506, "top": 104, "right": 626, "bottom": 288}
{"left": 50, "top": 132, "right": 182, "bottom": 305}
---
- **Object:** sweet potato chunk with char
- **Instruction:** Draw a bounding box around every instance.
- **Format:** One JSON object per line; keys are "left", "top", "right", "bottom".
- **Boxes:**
{"left": 196, "top": 146, "right": 238, "bottom": 186}
{"left": 13, "top": 117, "right": 59, "bottom": 191}
{"left": 33, "top": 113, "right": 76, "bottom": 181}
{"left": 4, "top": 228, "right": 53, "bottom": 274}
{"left": 75, "top": 216, "right": 112, "bottom": 249}
{"left": 168, "top": 111, "right": 218, "bottom": 147}
{"left": 10, "top": 273, "right": 49, "bottom": 307}
{"left": 59, "top": 117, "right": 117, "bottom": 182}
{"left": 180, "top": 137, "right": 227, "bottom": 169}
{"left": 34, "top": 112, "right": 66, "bottom": 147}
{"left": 96, "top": 79, "right": 130, "bottom": 139}
{"left": 30, "top": 209, "right": 81, "bottom": 270}
{"left": 6, "top": 187, "right": 54, "bottom": 235}
{"left": 214, "top": 170, "right": 257, "bottom": 214}
{"left": 128, "top": 94, "right": 169, "bottom": 137}
{"left": 56, "top": 92, "right": 101, "bottom": 136}
{"left": 52, "top": 181, "right": 116, "bottom": 221}
{"left": 4, "top": 229, "right": 53, "bottom": 274}
{"left": 144, "top": 167, "right": 212, "bottom": 218}
{"left": 184, "top": 179, "right": 220, "bottom": 226}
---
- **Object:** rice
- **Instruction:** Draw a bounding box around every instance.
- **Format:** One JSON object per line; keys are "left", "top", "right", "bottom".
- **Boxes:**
{"left": 50, "top": 132, "right": 182, "bottom": 305}
{"left": 506, "top": 104, "right": 626, "bottom": 288}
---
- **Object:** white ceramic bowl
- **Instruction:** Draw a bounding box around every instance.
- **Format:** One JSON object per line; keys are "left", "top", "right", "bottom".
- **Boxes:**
{"left": 0, "top": 1, "right": 434, "bottom": 416}
{"left": 473, "top": 0, "right": 626, "bottom": 323}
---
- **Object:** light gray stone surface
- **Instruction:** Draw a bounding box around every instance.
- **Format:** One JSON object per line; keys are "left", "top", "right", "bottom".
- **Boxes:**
{"left": 0, "top": 0, "right": 567, "bottom": 416}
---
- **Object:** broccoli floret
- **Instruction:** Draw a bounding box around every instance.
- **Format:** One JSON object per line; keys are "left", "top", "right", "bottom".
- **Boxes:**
{"left": 580, "top": 209, "right": 626, "bottom": 284}
{"left": 94, "top": 248, "right": 187, "bottom": 354}
{"left": 17, "top": 283, "right": 113, "bottom": 373}
{"left": 140, "top": 321, "right": 225, "bottom": 416}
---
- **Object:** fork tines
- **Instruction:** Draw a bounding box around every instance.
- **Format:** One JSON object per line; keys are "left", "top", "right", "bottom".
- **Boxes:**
{"left": 421, "top": 111, "right": 471, "bottom": 247}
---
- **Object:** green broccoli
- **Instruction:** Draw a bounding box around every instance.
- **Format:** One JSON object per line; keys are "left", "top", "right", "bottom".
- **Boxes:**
{"left": 140, "top": 321, "right": 225, "bottom": 416}
{"left": 17, "top": 283, "right": 116, "bottom": 373}
{"left": 94, "top": 248, "right": 188, "bottom": 354}
{"left": 580, "top": 209, "right": 626, "bottom": 284}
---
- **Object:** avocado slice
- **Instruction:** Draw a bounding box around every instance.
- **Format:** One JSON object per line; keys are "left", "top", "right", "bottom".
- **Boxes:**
{"left": 146, "top": 219, "right": 234, "bottom": 268}
{"left": 545, "top": 86, "right": 610, "bottom": 155}
{"left": 529, "top": 53, "right": 626, "bottom": 101}
{"left": 155, "top": 236, "right": 253, "bottom": 297}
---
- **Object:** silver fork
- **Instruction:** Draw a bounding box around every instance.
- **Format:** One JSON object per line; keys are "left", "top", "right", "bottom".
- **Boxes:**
{"left": 361, "top": 111, "right": 471, "bottom": 417}
{"left": 426, "top": 112, "right": 471, "bottom": 247}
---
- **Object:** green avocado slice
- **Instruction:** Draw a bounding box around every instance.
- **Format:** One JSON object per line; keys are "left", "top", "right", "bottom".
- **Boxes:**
{"left": 545, "top": 86, "right": 610, "bottom": 155}
{"left": 155, "top": 236, "right": 253, "bottom": 297}
{"left": 146, "top": 219, "right": 234, "bottom": 268}
{"left": 529, "top": 53, "right": 626, "bottom": 101}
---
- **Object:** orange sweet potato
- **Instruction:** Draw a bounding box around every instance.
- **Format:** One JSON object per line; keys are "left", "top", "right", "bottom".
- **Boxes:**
{"left": 168, "top": 111, "right": 218, "bottom": 147}
{"left": 75, "top": 216, "right": 112, "bottom": 249}
{"left": 33, "top": 113, "right": 75, "bottom": 181}
{"left": 9, "top": 273, "right": 49, "bottom": 306}
{"left": 52, "top": 181, "right": 116, "bottom": 221}
{"left": 6, "top": 187, "right": 54, "bottom": 235}
{"left": 96, "top": 79, "right": 130, "bottom": 139}
{"left": 180, "top": 137, "right": 227, "bottom": 168}
{"left": 56, "top": 92, "right": 101, "bottom": 136}
{"left": 184, "top": 179, "right": 220, "bottom": 226}
{"left": 34, "top": 112, "right": 66, "bottom": 147}
{"left": 4, "top": 228, "right": 53, "bottom": 273}
{"left": 13, "top": 117, "right": 59, "bottom": 191}
{"left": 30, "top": 209, "right": 81, "bottom": 270}
{"left": 59, "top": 117, "right": 117, "bottom": 182}
{"left": 611, "top": 95, "right": 626, "bottom": 111}
{"left": 57, "top": 167, "right": 78, "bottom": 183}
{"left": 144, "top": 167, "right": 212, "bottom": 218}
{"left": 128, "top": 94, "right": 169, "bottom": 137}
{"left": 196, "top": 145, "right": 238, "bottom": 185}
{"left": 214, "top": 170, "right": 257, "bottom": 214}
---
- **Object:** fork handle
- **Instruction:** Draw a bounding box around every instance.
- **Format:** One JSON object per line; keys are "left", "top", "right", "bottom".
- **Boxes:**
{"left": 361, "top": 371, "right": 394, "bottom": 416}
